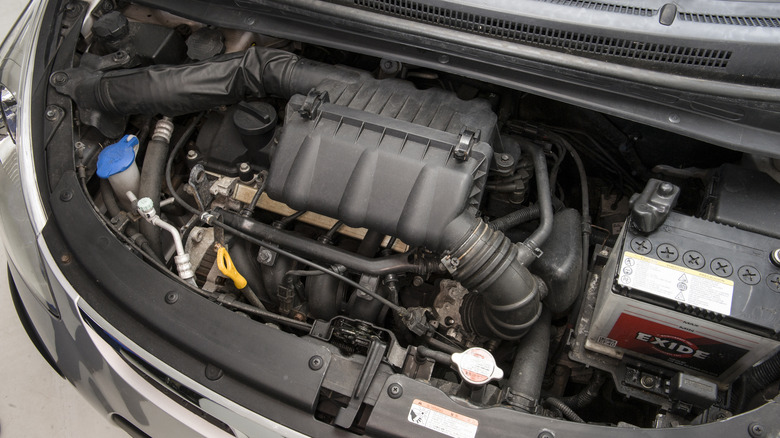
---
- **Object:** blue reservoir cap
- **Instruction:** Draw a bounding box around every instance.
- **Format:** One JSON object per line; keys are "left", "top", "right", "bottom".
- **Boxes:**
{"left": 96, "top": 135, "right": 139, "bottom": 178}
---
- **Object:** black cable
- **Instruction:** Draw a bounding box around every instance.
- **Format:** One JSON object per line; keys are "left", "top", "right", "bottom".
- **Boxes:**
{"left": 285, "top": 269, "right": 325, "bottom": 277}
{"left": 545, "top": 397, "right": 585, "bottom": 423}
{"left": 323, "top": 221, "right": 344, "bottom": 241}
{"left": 219, "top": 296, "right": 312, "bottom": 331}
{"left": 241, "top": 176, "right": 266, "bottom": 217}
{"left": 277, "top": 210, "right": 306, "bottom": 228}
{"left": 548, "top": 132, "right": 591, "bottom": 289}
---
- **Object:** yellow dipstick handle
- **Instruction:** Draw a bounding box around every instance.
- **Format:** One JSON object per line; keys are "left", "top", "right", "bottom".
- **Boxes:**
{"left": 216, "top": 246, "right": 247, "bottom": 290}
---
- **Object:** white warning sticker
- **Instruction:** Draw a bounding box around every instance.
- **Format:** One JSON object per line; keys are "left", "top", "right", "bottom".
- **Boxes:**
{"left": 618, "top": 252, "right": 734, "bottom": 315}
{"left": 408, "top": 399, "right": 478, "bottom": 438}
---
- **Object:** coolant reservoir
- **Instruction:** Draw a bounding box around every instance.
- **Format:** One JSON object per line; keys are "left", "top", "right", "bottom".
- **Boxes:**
{"left": 97, "top": 135, "right": 140, "bottom": 211}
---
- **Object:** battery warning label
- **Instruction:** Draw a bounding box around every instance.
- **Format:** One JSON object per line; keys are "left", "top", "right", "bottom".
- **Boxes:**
{"left": 618, "top": 252, "right": 734, "bottom": 315}
{"left": 408, "top": 400, "right": 478, "bottom": 438}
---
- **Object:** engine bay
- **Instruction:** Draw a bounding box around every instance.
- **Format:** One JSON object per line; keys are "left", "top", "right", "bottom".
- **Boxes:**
{"left": 52, "top": 3, "right": 780, "bottom": 431}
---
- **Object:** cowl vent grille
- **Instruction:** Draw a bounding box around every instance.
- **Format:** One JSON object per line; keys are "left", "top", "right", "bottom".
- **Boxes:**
{"left": 679, "top": 12, "right": 780, "bottom": 27}
{"left": 351, "top": 0, "right": 731, "bottom": 68}
{"left": 537, "top": 0, "right": 655, "bottom": 16}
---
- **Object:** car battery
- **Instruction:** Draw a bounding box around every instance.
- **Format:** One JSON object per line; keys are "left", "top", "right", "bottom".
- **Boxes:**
{"left": 586, "top": 212, "right": 780, "bottom": 385}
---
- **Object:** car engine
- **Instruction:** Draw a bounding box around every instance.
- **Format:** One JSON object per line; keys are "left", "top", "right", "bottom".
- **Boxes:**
{"left": 52, "top": 4, "right": 780, "bottom": 430}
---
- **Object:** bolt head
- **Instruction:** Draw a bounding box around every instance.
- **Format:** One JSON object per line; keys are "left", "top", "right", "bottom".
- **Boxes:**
{"left": 239, "top": 162, "right": 251, "bottom": 173}
{"left": 186, "top": 150, "right": 198, "bottom": 160}
{"left": 412, "top": 276, "right": 424, "bottom": 287}
{"left": 50, "top": 72, "right": 68, "bottom": 86}
{"left": 658, "top": 182, "right": 675, "bottom": 196}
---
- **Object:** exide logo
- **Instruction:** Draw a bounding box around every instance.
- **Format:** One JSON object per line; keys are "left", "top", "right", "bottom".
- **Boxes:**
{"left": 635, "top": 332, "right": 711, "bottom": 359}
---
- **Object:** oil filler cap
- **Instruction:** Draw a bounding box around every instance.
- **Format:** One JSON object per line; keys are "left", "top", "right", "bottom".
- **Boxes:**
{"left": 451, "top": 347, "right": 504, "bottom": 385}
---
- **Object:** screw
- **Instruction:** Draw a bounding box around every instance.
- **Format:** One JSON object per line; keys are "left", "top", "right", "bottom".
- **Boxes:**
{"left": 387, "top": 383, "right": 403, "bottom": 399}
{"left": 165, "top": 291, "right": 179, "bottom": 304}
{"left": 438, "top": 54, "right": 450, "bottom": 64}
{"left": 112, "top": 50, "right": 127, "bottom": 62}
{"left": 60, "top": 254, "right": 72, "bottom": 264}
{"left": 738, "top": 266, "right": 761, "bottom": 285}
{"left": 239, "top": 162, "right": 251, "bottom": 173}
{"left": 205, "top": 363, "right": 223, "bottom": 381}
{"left": 412, "top": 276, "right": 425, "bottom": 287}
{"left": 50, "top": 72, "right": 68, "bottom": 86}
{"left": 501, "top": 154, "right": 510, "bottom": 161}
{"left": 668, "top": 113, "right": 681, "bottom": 124}
{"left": 749, "top": 423, "right": 765, "bottom": 438}
{"left": 59, "top": 190, "right": 73, "bottom": 202}
{"left": 683, "top": 250, "right": 705, "bottom": 270}
{"left": 538, "top": 432, "right": 555, "bottom": 438}
{"left": 244, "top": 16, "right": 256, "bottom": 25}
{"left": 186, "top": 150, "right": 198, "bottom": 160}
{"left": 308, "top": 355, "right": 323, "bottom": 370}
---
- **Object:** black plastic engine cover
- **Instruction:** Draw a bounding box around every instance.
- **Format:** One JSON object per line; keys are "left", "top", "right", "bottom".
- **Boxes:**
{"left": 266, "top": 95, "right": 493, "bottom": 249}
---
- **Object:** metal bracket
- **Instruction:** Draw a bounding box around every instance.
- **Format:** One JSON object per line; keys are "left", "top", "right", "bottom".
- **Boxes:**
{"left": 454, "top": 127, "right": 480, "bottom": 161}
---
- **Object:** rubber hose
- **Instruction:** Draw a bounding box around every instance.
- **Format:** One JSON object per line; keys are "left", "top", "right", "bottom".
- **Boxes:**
{"left": 489, "top": 198, "right": 564, "bottom": 232}
{"left": 507, "top": 309, "right": 552, "bottom": 412}
{"left": 416, "top": 345, "right": 453, "bottom": 366}
{"left": 100, "top": 179, "right": 122, "bottom": 217}
{"left": 515, "top": 141, "right": 554, "bottom": 265}
{"left": 442, "top": 214, "right": 544, "bottom": 340}
{"left": 138, "top": 118, "right": 173, "bottom": 258}
{"left": 219, "top": 210, "right": 439, "bottom": 275}
{"left": 53, "top": 47, "right": 358, "bottom": 119}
